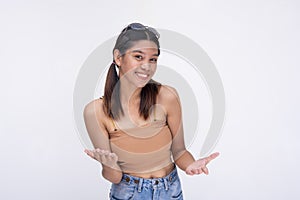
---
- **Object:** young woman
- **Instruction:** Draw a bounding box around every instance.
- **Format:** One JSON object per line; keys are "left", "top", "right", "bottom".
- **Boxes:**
{"left": 83, "top": 22, "right": 219, "bottom": 200}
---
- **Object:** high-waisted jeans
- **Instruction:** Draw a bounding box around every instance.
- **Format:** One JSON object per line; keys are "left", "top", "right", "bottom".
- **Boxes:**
{"left": 109, "top": 165, "right": 184, "bottom": 200}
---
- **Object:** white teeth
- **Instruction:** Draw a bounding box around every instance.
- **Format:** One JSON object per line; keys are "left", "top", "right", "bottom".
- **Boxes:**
{"left": 136, "top": 73, "right": 148, "bottom": 78}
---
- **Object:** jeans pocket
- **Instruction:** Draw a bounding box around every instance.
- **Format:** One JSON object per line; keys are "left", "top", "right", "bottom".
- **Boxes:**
{"left": 169, "top": 178, "right": 183, "bottom": 200}
{"left": 171, "top": 190, "right": 183, "bottom": 199}
{"left": 109, "top": 182, "right": 135, "bottom": 200}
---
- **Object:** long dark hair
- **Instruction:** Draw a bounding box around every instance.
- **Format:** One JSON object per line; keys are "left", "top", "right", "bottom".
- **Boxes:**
{"left": 102, "top": 23, "right": 162, "bottom": 120}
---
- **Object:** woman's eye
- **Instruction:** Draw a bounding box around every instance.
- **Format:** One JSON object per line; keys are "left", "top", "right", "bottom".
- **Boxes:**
{"left": 134, "top": 55, "right": 143, "bottom": 60}
{"left": 150, "top": 58, "right": 157, "bottom": 63}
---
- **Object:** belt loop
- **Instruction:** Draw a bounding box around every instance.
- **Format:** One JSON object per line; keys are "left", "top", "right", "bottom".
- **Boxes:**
{"left": 163, "top": 178, "right": 169, "bottom": 191}
{"left": 137, "top": 177, "right": 143, "bottom": 192}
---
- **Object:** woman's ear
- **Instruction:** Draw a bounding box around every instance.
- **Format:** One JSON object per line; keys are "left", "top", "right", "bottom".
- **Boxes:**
{"left": 113, "top": 49, "right": 122, "bottom": 67}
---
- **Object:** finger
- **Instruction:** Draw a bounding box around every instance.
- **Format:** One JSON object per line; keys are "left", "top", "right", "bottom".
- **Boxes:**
{"left": 85, "top": 149, "right": 94, "bottom": 154}
{"left": 210, "top": 152, "right": 220, "bottom": 159}
{"left": 185, "top": 168, "right": 192, "bottom": 175}
{"left": 192, "top": 169, "right": 202, "bottom": 175}
{"left": 95, "top": 148, "right": 107, "bottom": 153}
{"left": 109, "top": 153, "right": 118, "bottom": 161}
{"left": 84, "top": 149, "right": 95, "bottom": 158}
{"left": 206, "top": 152, "right": 220, "bottom": 164}
{"left": 103, "top": 151, "right": 110, "bottom": 156}
{"left": 100, "top": 152, "right": 107, "bottom": 162}
{"left": 103, "top": 152, "right": 115, "bottom": 162}
{"left": 95, "top": 149, "right": 107, "bottom": 156}
{"left": 109, "top": 152, "right": 117, "bottom": 157}
{"left": 186, "top": 170, "right": 193, "bottom": 175}
{"left": 93, "top": 152, "right": 101, "bottom": 161}
{"left": 97, "top": 149, "right": 110, "bottom": 156}
{"left": 92, "top": 149, "right": 101, "bottom": 160}
{"left": 202, "top": 166, "right": 209, "bottom": 175}
{"left": 198, "top": 168, "right": 204, "bottom": 174}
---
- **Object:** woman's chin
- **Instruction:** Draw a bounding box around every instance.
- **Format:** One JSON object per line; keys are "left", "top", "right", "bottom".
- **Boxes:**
{"left": 135, "top": 80, "right": 151, "bottom": 88}
{"left": 135, "top": 78, "right": 152, "bottom": 88}
{"left": 136, "top": 82, "right": 148, "bottom": 88}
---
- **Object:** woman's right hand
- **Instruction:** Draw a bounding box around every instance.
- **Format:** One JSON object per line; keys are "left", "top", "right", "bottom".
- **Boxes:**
{"left": 84, "top": 148, "right": 120, "bottom": 170}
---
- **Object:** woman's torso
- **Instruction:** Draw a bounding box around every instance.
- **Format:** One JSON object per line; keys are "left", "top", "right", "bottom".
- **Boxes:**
{"left": 100, "top": 88, "right": 175, "bottom": 178}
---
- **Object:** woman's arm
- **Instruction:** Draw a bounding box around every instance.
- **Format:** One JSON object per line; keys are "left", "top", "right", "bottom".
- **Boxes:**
{"left": 163, "top": 85, "right": 220, "bottom": 175}
{"left": 83, "top": 99, "right": 122, "bottom": 184}
{"left": 84, "top": 148, "right": 122, "bottom": 184}
{"left": 162, "top": 85, "right": 196, "bottom": 171}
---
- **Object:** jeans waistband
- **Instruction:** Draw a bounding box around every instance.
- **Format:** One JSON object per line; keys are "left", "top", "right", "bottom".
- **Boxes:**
{"left": 120, "top": 164, "right": 178, "bottom": 192}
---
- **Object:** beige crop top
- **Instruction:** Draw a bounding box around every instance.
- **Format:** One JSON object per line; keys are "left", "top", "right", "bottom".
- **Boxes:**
{"left": 84, "top": 95, "right": 190, "bottom": 174}
{"left": 108, "top": 108, "right": 173, "bottom": 174}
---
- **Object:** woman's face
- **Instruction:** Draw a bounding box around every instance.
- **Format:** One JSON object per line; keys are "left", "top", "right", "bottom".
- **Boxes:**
{"left": 114, "top": 40, "right": 159, "bottom": 88}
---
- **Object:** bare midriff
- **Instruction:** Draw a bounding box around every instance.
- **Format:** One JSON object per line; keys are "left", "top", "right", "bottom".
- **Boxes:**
{"left": 125, "top": 162, "right": 175, "bottom": 178}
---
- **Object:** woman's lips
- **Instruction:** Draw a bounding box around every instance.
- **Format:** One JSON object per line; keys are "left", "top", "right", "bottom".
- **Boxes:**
{"left": 135, "top": 72, "right": 149, "bottom": 80}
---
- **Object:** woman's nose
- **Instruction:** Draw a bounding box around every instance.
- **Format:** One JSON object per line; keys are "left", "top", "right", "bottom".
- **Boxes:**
{"left": 140, "top": 63, "right": 151, "bottom": 70}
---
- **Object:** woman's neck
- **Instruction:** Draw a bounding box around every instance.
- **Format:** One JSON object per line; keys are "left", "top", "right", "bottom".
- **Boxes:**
{"left": 119, "top": 81, "right": 142, "bottom": 107}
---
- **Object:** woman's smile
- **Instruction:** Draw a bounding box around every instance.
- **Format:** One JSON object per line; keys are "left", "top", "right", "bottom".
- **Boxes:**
{"left": 135, "top": 72, "right": 149, "bottom": 81}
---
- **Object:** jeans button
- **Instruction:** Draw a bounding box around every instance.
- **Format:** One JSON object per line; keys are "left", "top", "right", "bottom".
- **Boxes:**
{"left": 155, "top": 180, "right": 159, "bottom": 185}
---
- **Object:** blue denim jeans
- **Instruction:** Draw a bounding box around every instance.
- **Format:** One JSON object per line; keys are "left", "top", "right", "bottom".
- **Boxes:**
{"left": 109, "top": 165, "right": 183, "bottom": 200}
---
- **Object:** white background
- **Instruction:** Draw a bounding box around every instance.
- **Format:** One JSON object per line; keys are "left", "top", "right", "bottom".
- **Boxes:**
{"left": 1, "top": 0, "right": 299, "bottom": 199}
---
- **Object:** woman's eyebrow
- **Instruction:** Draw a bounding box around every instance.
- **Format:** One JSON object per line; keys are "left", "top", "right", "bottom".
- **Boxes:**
{"left": 131, "top": 49, "right": 159, "bottom": 56}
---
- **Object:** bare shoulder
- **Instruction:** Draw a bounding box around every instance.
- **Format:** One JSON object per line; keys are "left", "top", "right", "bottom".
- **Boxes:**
{"left": 83, "top": 98, "right": 106, "bottom": 118}
{"left": 158, "top": 84, "right": 180, "bottom": 102}
{"left": 157, "top": 84, "right": 181, "bottom": 115}
{"left": 83, "top": 97, "right": 113, "bottom": 132}
{"left": 157, "top": 84, "right": 182, "bottom": 118}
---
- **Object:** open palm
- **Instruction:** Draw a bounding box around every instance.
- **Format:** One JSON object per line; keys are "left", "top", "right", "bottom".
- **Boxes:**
{"left": 185, "top": 152, "right": 220, "bottom": 175}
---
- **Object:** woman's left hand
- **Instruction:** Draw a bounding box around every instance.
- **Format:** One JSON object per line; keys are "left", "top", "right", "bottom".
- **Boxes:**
{"left": 185, "top": 152, "right": 220, "bottom": 175}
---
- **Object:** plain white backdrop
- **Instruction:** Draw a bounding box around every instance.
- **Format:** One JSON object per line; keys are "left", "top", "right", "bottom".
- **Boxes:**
{"left": 1, "top": 0, "right": 299, "bottom": 199}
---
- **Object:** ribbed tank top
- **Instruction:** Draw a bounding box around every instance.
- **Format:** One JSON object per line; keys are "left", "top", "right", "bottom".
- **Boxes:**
{"left": 104, "top": 98, "right": 173, "bottom": 173}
